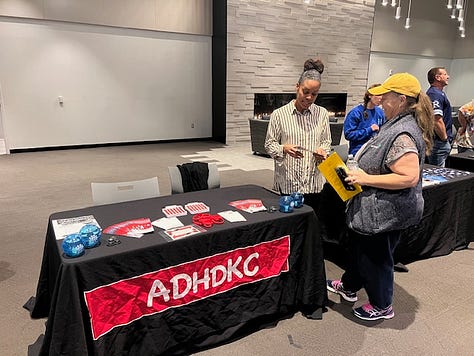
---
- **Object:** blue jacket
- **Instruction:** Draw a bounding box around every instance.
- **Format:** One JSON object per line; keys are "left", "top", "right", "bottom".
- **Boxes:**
{"left": 343, "top": 104, "right": 385, "bottom": 156}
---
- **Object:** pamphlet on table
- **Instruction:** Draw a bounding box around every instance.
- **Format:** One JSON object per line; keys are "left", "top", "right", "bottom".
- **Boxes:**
{"left": 103, "top": 218, "right": 154, "bottom": 238}
{"left": 52, "top": 215, "right": 101, "bottom": 240}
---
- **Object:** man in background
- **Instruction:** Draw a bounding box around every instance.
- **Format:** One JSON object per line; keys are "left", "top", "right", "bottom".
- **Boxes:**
{"left": 426, "top": 67, "right": 453, "bottom": 166}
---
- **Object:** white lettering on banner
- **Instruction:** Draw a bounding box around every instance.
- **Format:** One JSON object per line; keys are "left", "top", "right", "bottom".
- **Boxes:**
{"left": 172, "top": 274, "right": 192, "bottom": 299}
{"left": 192, "top": 269, "right": 210, "bottom": 294}
{"left": 243, "top": 252, "right": 259, "bottom": 276}
{"left": 227, "top": 256, "right": 243, "bottom": 281}
{"left": 147, "top": 253, "right": 260, "bottom": 307}
{"left": 147, "top": 280, "right": 171, "bottom": 305}
{"left": 210, "top": 265, "right": 227, "bottom": 287}
{"left": 86, "top": 236, "right": 290, "bottom": 340}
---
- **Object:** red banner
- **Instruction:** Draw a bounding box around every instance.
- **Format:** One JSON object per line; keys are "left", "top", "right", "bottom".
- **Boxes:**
{"left": 84, "top": 235, "right": 291, "bottom": 339}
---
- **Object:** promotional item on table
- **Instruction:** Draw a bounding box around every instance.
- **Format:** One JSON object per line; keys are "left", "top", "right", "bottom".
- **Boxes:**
{"left": 52, "top": 215, "right": 101, "bottom": 240}
{"left": 279, "top": 195, "right": 295, "bottom": 213}
{"left": 290, "top": 192, "right": 304, "bottom": 208}
{"left": 102, "top": 217, "right": 154, "bottom": 238}
{"left": 55, "top": 194, "right": 293, "bottom": 257}
{"left": 51, "top": 215, "right": 102, "bottom": 257}
{"left": 192, "top": 213, "right": 224, "bottom": 228}
{"left": 422, "top": 167, "right": 472, "bottom": 187}
{"left": 79, "top": 224, "right": 102, "bottom": 248}
{"left": 152, "top": 216, "right": 184, "bottom": 230}
{"left": 228, "top": 199, "right": 267, "bottom": 213}
{"left": 162, "top": 224, "right": 206, "bottom": 240}
{"left": 162, "top": 205, "right": 188, "bottom": 218}
{"left": 218, "top": 210, "right": 247, "bottom": 222}
{"left": 62, "top": 233, "right": 85, "bottom": 258}
{"left": 185, "top": 202, "right": 210, "bottom": 214}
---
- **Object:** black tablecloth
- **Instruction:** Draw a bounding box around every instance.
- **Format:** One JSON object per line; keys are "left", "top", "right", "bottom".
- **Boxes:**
{"left": 318, "top": 167, "right": 474, "bottom": 267}
{"left": 27, "top": 185, "right": 327, "bottom": 356}
{"left": 446, "top": 151, "right": 474, "bottom": 172}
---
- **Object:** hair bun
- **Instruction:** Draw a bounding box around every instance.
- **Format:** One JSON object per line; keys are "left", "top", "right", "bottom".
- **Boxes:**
{"left": 304, "top": 58, "right": 324, "bottom": 74}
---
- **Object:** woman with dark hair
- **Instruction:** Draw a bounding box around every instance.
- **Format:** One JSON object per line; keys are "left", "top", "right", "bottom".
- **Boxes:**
{"left": 343, "top": 84, "right": 385, "bottom": 156}
{"left": 264, "top": 58, "right": 332, "bottom": 210}
{"left": 327, "top": 73, "right": 434, "bottom": 321}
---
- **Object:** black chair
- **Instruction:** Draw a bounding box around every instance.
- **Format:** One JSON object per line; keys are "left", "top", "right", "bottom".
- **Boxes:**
{"left": 168, "top": 162, "right": 220, "bottom": 194}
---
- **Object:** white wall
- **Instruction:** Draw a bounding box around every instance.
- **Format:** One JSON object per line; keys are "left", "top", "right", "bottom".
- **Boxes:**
{"left": 0, "top": 0, "right": 212, "bottom": 35}
{"left": 368, "top": 53, "right": 452, "bottom": 94}
{"left": 0, "top": 0, "right": 213, "bottom": 151}
{"left": 449, "top": 58, "right": 474, "bottom": 106}
{"left": 368, "top": 54, "right": 474, "bottom": 108}
{"left": 369, "top": 1, "right": 474, "bottom": 108}
{"left": 0, "top": 19, "right": 212, "bottom": 150}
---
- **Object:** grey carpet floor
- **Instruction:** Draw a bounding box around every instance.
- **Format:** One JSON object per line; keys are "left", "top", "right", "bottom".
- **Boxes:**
{"left": 0, "top": 141, "right": 473, "bottom": 356}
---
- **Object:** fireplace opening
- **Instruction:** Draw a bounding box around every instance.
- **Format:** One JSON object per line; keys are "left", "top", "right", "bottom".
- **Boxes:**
{"left": 254, "top": 93, "right": 347, "bottom": 120}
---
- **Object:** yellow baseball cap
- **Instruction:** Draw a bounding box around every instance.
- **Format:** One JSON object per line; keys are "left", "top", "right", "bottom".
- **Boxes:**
{"left": 368, "top": 72, "right": 421, "bottom": 98}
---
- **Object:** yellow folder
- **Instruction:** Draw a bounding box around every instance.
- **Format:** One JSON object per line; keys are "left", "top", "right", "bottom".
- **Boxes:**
{"left": 317, "top": 152, "right": 362, "bottom": 201}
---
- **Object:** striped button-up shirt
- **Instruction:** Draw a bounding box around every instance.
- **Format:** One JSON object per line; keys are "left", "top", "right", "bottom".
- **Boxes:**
{"left": 265, "top": 100, "right": 332, "bottom": 195}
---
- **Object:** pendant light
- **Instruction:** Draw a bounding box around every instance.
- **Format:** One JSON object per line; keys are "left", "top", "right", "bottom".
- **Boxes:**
{"left": 404, "top": 0, "right": 412, "bottom": 29}
{"left": 395, "top": 0, "right": 402, "bottom": 19}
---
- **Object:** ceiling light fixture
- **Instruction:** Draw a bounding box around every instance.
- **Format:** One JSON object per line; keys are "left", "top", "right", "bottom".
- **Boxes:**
{"left": 383, "top": 0, "right": 469, "bottom": 37}
{"left": 455, "top": 0, "right": 469, "bottom": 37}
{"left": 404, "top": 0, "right": 412, "bottom": 29}
{"left": 451, "top": 7, "right": 457, "bottom": 18}
{"left": 395, "top": 0, "right": 402, "bottom": 19}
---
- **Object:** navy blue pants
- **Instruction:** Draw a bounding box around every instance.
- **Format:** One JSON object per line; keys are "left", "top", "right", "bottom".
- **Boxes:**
{"left": 341, "top": 229, "right": 401, "bottom": 309}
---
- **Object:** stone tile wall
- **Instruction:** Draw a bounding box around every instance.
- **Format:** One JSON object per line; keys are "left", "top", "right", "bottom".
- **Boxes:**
{"left": 226, "top": 0, "right": 376, "bottom": 144}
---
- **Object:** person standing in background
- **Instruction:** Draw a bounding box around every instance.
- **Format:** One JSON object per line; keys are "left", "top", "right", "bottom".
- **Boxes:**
{"left": 265, "top": 58, "right": 332, "bottom": 211}
{"left": 426, "top": 67, "right": 453, "bottom": 166}
{"left": 455, "top": 100, "right": 474, "bottom": 153}
{"left": 343, "top": 84, "right": 385, "bottom": 156}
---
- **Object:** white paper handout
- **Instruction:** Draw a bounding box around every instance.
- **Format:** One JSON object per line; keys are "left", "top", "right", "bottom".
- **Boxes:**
{"left": 218, "top": 210, "right": 247, "bottom": 222}
{"left": 164, "top": 225, "right": 205, "bottom": 240}
{"left": 52, "top": 215, "right": 101, "bottom": 240}
{"left": 152, "top": 217, "right": 184, "bottom": 230}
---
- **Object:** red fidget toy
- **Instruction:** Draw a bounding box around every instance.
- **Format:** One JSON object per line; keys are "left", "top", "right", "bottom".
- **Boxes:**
{"left": 192, "top": 213, "right": 224, "bottom": 228}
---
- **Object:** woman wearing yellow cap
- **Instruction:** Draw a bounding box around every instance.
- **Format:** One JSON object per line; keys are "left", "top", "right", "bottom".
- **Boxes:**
{"left": 327, "top": 73, "right": 434, "bottom": 321}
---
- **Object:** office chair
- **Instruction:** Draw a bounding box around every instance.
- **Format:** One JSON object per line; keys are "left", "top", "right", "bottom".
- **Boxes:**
{"left": 91, "top": 177, "right": 160, "bottom": 205}
{"left": 330, "top": 144, "right": 349, "bottom": 163}
{"left": 168, "top": 162, "right": 220, "bottom": 194}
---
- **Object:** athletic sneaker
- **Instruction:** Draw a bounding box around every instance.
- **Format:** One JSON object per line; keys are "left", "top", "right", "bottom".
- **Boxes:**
{"left": 353, "top": 302, "right": 394, "bottom": 321}
{"left": 326, "top": 279, "right": 358, "bottom": 302}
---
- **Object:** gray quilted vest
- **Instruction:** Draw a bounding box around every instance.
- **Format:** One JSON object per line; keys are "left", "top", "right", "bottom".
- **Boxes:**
{"left": 346, "top": 113, "right": 425, "bottom": 235}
